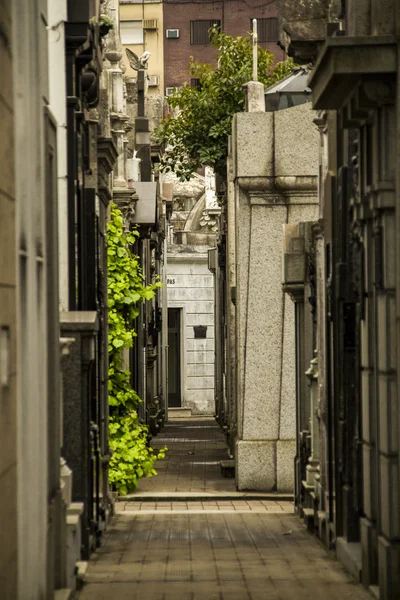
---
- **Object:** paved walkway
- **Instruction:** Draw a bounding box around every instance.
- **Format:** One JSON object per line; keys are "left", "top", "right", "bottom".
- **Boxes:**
{"left": 118, "top": 499, "right": 295, "bottom": 514}
{"left": 135, "top": 417, "right": 236, "bottom": 493}
{"left": 78, "top": 418, "right": 372, "bottom": 600}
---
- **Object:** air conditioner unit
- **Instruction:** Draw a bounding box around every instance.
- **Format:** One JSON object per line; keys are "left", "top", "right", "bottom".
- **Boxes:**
{"left": 165, "top": 87, "right": 177, "bottom": 97}
{"left": 143, "top": 19, "right": 158, "bottom": 30}
{"left": 148, "top": 75, "right": 160, "bottom": 87}
{"left": 166, "top": 29, "right": 179, "bottom": 39}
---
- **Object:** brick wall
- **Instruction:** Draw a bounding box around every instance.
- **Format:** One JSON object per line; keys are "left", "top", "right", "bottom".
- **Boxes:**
{"left": 163, "top": 0, "right": 285, "bottom": 90}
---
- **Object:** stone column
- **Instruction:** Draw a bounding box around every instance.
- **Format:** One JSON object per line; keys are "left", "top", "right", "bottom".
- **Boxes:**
{"left": 232, "top": 102, "right": 318, "bottom": 492}
{"left": 105, "top": 49, "right": 129, "bottom": 189}
{"left": 282, "top": 221, "right": 316, "bottom": 509}
{"left": 226, "top": 149, "right": 237, "bottom": 450}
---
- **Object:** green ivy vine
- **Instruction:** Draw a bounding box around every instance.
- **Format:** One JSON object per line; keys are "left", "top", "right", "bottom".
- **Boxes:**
{"left": 107, "top": 203, "right": 166, "bottom": 496}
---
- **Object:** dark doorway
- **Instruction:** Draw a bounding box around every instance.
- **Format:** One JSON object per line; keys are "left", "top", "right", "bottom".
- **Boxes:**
{"left": 168, "top": 308, "right": 181, "bottom": 407}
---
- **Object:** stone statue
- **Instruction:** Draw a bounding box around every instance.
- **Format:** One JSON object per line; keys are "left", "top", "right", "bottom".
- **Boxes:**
{"left": 126, "top": 48, "right": 151, "bottom": 71}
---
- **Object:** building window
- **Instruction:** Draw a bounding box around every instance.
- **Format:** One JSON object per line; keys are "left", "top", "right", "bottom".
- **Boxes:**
{"left": 251, "top": 17, "right": 279, "bottom": 42}
{"left": 190, "top": 20, "right": 221, "bottom": 45}
{"left": 190, "top": 78, "right": 201, "bottom": 89}
{"left": 120, "top": 20, "right": 144, "bottom": 44}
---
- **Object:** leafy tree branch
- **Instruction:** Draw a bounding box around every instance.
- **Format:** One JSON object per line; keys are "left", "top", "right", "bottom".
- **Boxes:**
{"left": 156, "top": 27, "right": 294, "bottom": 181}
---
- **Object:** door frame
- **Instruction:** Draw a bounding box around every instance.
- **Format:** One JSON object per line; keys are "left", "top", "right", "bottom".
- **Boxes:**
{"left": 167, "top": 306, "right": 184, "bottom": 407}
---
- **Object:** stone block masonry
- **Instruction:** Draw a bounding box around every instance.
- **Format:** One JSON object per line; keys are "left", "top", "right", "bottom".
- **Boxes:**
{"left": 230, "top": 103, "right": 319, "bottom": 492}
{"left": 168, "top": 252, "right": 216, "bottom": 415}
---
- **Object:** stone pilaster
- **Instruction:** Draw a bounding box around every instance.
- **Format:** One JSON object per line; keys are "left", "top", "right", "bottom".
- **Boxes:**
{"left": 232, "top": 103, "right": 318, "bottom": 492}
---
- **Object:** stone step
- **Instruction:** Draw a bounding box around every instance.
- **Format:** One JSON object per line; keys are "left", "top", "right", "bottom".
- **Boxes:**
{"left": 168, "top": 407, "right": 192, "bottom": 418}
{"left": 54, "top": 590, "right": 73, "bottom": 600}
{"left": 118, "top": 491, "right": 294, "bottom": 502}
{"left": 76, "top": 561, "right": 88, "bottom": 590}
{"left": 302, "top": 507, "right": 315, "bottom": 532}
{"left": 220, "top": 459, "right": 235, "bottom": 478}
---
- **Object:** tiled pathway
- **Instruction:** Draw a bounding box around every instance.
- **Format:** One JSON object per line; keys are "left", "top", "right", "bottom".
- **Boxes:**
{"left": 135, "top": 417, "right": 236, "bottom": 493}
{"left": 78, "top": 418, "right": 372, "bottom": 600}
{"left": 118, "top": 499, "right": 294, "bottom": 514}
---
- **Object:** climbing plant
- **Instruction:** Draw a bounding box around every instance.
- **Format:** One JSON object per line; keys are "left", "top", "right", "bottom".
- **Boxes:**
{"left": 107, "top": 203, "right": 166, "bottom": 496}
{"left": 156, "top": 27, "right": 293, "bottom": 181}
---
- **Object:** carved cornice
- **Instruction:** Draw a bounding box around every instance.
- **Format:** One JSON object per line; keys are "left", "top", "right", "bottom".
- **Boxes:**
{"left": 113, "top": 187, "right": 139, "bottom": 229}
{"left": 282, "top": 283, "right": 305, "bottom": 303}
{"left": 97, "top": 136, "right": 118, "bottom": 206}
{"left": 343, "top": 78, "right": 396, "bottom": 127}
{"left": 275, "top": 176, "right": 318, "bottom": 192}
{"left": 313, "top": 110, "right": 328, "bottom": 132}
{"left": 237, "top": 175, "right": 318, "bottom": 205}
{"left": 312, "top": 219, "right": 324, "bottom": 240}
{"left": 309, "top": 35, "right": 396, "bottom": 111}
{"left": 98, "top": 136, "right": 118, "bottom": 172}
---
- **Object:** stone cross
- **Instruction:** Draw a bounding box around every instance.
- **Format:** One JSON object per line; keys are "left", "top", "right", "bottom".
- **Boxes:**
{"left": 252, "top": 18, "right": 258, "bottom": 82}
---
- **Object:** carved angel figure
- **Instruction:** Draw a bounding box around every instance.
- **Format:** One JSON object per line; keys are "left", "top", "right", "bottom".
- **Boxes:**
{"left": 126, "top": 48, "right": 151, "bottom": 71}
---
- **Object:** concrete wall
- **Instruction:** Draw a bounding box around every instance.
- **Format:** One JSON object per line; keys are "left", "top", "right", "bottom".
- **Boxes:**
{"left": 0, "top": 1, "right": 18, "bottom": 596}
{"left": 167, "top": 251, "right": 215, "bottom": 414}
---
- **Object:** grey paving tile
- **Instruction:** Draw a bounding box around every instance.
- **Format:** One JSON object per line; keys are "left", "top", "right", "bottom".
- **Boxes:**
{"left": 79, "top": 420, "right": 372, "bottom": 600}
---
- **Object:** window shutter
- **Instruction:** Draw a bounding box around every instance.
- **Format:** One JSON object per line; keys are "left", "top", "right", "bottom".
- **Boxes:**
{"left": 251, "top": 18, "right": 278, "bottom": 43}
{"left": 190, "top": 20, "right": 221, "bottom": 45}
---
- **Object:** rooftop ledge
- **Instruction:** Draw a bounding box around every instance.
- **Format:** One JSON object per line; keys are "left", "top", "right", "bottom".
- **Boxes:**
{"left": 308, "top": 35, "right": 396, "bottom": 110}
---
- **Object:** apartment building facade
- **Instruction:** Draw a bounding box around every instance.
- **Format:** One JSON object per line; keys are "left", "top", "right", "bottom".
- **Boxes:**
{"left": 119, "top": 1, "right": 284, "bottom": 97}
{"left": 119, "top": 0, "right": 164, "bottom": 93}
{"left": 164, "top": 0, "right": 284, "bottom": 93}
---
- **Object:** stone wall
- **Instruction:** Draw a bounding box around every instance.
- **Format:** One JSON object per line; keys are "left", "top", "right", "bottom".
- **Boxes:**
{"left": 12, "top": 0, "right": 57, "bottom": 595}
{"left": 280, "top": 2, "right": 400, "bottom": 597}
{"left": 166, "top": 171, "right": 218, "bottom": 416}
{"left": 0, "top": 1, "right": 18, "bottom": 596}
{"left": 228, "top": 102, "right": 319, "bottom": 492}
{"left": 167, "top": 250, "right": 216, "bottom": 414}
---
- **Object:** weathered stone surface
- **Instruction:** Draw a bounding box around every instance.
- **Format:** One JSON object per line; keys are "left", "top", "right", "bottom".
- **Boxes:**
{"left": 168, "top": 250, "right": 215, "bottom": 415}
{"left": 163, "top": 171, "right": 205, "bottom": 208}
{"left": 230, "top": 97, "right": 318, "bottom": 492}
{"left": 233, "top": 112, "right": 273, "bottom": 178}
{"left": 279, "top": 298, "right": 296, "bottom": 440}
{"left": 0, "top": 99, "right": 15, "bottom": 201}
{"left": 275, "top": 103, "right": 319, "bottom": 177}
{"left": 277, "top": 440, "right": 296, "bottom": 491}
{"left": 241, "top": 204, "right": 287, "bottom": 441}
{"left": 277, "top": 0, "right": 340, "bottom": 58}
{"left": 288, "top": 203, "right": 319, "bottom": 223}
{"left": 378, "top": 536, "right": 400, "bottom": 600}
{"left": 244, "top": 81, "right": 265, "bottom": 113}
{"left": 236, "top": 441, "right": 276, "bottom": 491}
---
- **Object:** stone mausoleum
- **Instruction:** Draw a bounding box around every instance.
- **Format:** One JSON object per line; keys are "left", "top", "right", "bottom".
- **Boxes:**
{"left": 212, "top": 75, "right": 319, "bottom": 491}
{"left": 164, "top": 170, "right": 220, "bottom": 416}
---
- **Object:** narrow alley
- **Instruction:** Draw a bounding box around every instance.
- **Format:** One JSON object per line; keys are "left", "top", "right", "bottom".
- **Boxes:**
{"left": 79, "top": 419, "right": 371, "bottom": 600}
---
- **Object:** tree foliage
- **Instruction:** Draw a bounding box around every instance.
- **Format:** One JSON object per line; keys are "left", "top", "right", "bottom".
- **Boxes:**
{"left": 107, "top": 204, "right": 166, "bottom": 496}
{"left": 156, "top": 27, "right": 294, "bottom": 181}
